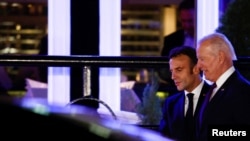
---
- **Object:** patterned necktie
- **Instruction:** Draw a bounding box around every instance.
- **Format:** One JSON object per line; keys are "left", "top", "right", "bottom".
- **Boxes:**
{"left": 199, "top": 83, "right": 217, "bottom": 126}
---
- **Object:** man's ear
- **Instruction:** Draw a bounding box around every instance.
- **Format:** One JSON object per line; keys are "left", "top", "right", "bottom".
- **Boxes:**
{"left": 193, "top": 64, "right": 200, "bottom": 74}
{"left": 218, "top": 50, "right": 226, "bottom": 63}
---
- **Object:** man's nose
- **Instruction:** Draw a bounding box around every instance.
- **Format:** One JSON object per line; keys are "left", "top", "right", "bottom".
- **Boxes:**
{"left": 171, "top": 72, "right": 176, "bottom": 80}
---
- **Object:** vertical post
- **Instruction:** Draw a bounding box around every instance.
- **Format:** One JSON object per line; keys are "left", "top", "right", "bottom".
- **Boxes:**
{"left": 99, "top": 0, "right": 121, "bottom": 113}
{"left": 48, "top": 0, "right": 71, "bottom": 105}
{"left": 196, "top": 0, "right": 219, "bottom": 84}
{"left": 196, "top": 0, "right": 219, "bottom": 41}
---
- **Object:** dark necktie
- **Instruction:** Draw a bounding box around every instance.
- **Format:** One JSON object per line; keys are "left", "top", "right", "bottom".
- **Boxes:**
{"left": 185, "top": 93, "right": 194, "bottom": 141}
{"left": 186, "top": 93, "right": 194, "bottom": 119}
{"left": 199, "top": 83, "right": 217, "bottom": 126}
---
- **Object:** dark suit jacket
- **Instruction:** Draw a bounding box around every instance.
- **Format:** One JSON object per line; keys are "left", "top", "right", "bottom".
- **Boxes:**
{"left": 161, "top": 29, "right": 185, "bottom": 56}
{"left": 159, "top": 81, "right": 210, "bottom": 141}
{"left": 197, "top": 70, "right": 250, "bottom": 141}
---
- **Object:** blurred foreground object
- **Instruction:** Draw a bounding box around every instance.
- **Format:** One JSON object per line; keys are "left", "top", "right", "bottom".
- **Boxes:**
{"left": 0, "top": 96, "right": 174, "bottom": 141}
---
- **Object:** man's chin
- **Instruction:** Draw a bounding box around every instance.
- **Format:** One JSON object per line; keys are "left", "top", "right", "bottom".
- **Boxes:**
{"left": 176, "top": 87, "right": 183, "bottom": 91}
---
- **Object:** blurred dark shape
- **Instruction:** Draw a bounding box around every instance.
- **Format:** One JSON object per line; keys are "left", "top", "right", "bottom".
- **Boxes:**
{"left": 38, "top": 34, "right": 48, "bottom": 55}
{"left": 120, "top": 88, "right": 141, "bottom": 112}
{"left": 0, "top": 66, "right": 12, "bottom": 95}
{"left": 133, "top": 82, "right": 147, "bottom": 102}
{"left": 0, "top": 96, "right": 174, "bottom": 141}
{"left": 37, "top": 34, "right": 48, "bottom": 83}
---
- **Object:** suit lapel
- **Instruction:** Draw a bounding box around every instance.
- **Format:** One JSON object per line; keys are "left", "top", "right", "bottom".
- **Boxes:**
{"left": 201, "top": 71, "right": 238, "bottom": 132}
{"left": 176, "top": 93, "right": 186, "bottom": 122}
{"left": 209, "top": 71, "right": 237, "bottom": 106}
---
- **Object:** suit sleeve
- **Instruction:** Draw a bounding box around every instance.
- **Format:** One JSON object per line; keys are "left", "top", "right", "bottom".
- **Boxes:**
{"left": 158, "top": 99, "right": 171, "bottom": 137}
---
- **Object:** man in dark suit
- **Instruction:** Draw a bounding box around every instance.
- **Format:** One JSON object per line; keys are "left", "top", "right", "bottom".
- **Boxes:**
{"left": 161, "top": 0, "right": 195, "bottom": 56}
{"left": 196, "top": 32, "right": 250, "bottom": 141}
{"left": 158, "top": 0, "right": 195, "bottom": 96}
{"left": 159, "top": 46, "right": 210, "bottom": 141}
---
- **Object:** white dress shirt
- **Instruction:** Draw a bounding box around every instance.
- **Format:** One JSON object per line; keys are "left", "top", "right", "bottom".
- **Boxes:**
{"left": 184, "top": 80, "right": 205, "bottom": 116}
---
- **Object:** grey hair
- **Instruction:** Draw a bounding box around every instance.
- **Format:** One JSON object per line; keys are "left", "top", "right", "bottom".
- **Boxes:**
{"left": 198, "top": 32, "right": 237, "bottom": 60}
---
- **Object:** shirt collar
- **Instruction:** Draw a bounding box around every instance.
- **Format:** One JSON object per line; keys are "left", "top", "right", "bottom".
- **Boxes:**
{"left": 215, "top": 66, "right": 235, "bottom": 89}
{"left": 184, "top": 80, "right": 204, "bottom": 99}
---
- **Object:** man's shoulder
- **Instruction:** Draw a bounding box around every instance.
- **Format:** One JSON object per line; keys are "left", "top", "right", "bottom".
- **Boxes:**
{"left": 166, "top": 92, "right": 183, "bottom": 102}
{"left": 227, "top": 70, "right": 250, "bottom": 85}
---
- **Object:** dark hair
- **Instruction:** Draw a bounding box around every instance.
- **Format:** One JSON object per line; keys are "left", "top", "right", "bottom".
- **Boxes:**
{"left": 168, "top": 46, "right": 197, "bottom": 66}
{"left": 178, "top": 0, "right": 195, "bottom": 11}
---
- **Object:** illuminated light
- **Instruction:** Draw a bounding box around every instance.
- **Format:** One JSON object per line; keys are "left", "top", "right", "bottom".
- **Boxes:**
{"left": 156, "top": 91, "right": 169, "bottom": 99}
{"left": 28, "top": 4, "right": 33, "bottom": 8}
{"left": 89, "top": 124, "right": 111, "bottom": 139}
{"left": 11, "top": 3, "right": 20, "bottom": 7}
{"left": 99, "top": 0, "right": 121, "bottom": 113}
{"left": 163, "top": 5, "right": 177, "bottom": 36}
{"left": 196, "top": 0, "right": 219, "bottom": 42}
{"left": 196, "top": 0, "right": 219, "bottom": 85}
{"left": 16, "top": 24, "right": 21, "bottom": 30}
{"left": 20, "top": 99, "right": 49, "bottom": 115}
{"left": 48, "top": 0, "right": 71, "bottom": 105}
{"left": 0, "top": 2, "right": 7, "bottom": 6}
{"left": 32, "top": 104, "right": 49, "bottom": 115}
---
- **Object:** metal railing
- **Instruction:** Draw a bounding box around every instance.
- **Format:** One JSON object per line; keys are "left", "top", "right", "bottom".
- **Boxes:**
{"left": 0, "top": 55, "right": 170, "bottom": 67}
{"left": 0, "top": 55, "right": 249, "bottom": 67}
{"left": 1, "top": 55, "right": 250, "bottom": 119}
